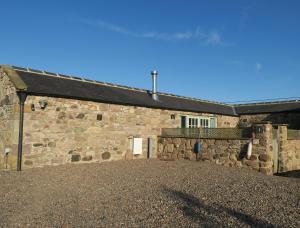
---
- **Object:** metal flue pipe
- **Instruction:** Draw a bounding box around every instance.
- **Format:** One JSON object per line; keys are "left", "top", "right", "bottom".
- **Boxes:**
{"left": 151, "top": 70, "right": 158, "bottom": 101}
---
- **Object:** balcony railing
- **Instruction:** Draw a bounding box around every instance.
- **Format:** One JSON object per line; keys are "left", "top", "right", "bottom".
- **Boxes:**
{"left": 161, "top": 128, "right": 252, "bottom": 139}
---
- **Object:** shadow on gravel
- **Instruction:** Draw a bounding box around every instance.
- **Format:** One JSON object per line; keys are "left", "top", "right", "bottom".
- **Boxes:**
{"left": 163, "top": 187, "right": 274, "bottom": 228}
{"left": 275, "top": 170, "right": 300, "bottom": 179}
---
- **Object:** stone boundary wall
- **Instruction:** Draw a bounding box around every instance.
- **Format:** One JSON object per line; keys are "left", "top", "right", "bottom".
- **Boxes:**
{"left": 158, "top": 123, "right": 275, "bottom": 175}
{"left": 158, "top": 137, "right": 249, "bottom": 167}
{"left": 278, "top": 125, "right": 300, "bottom": 172}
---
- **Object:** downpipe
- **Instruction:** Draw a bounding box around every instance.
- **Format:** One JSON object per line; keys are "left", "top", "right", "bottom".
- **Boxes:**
{"left": 17, "top": 92, "right": 27, "bottom": 171}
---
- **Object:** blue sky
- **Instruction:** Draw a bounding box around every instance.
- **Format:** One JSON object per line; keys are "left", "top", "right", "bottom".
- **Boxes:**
{"left": 1, "top": 0, "right": 300, "bottom": 102}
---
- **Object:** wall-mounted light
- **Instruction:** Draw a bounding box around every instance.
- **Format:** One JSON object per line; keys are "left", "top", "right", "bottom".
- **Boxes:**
{"left": 4, "top": 148, "right": 11, "bottom": 156}
{"left": 39, "top": 100, "right": 48, "bottom": 110}
{"left": 4, "top": 148, "right": 10, "bottom": 169}
{"left": 171, "top": 114, "right": 176, "bottom": 120}
{"left": 31, "top": 104, "right": 35, "bottom": 111}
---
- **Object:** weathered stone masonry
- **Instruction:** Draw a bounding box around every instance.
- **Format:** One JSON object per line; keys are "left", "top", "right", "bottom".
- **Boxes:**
{"left": 158, "top": 137, "right": 250, "bottom": 166}
{"left": 19, "top": 96, "right": 238, "bottom": 168}
{"left": 158, "top": 123, "right": 300, "bottom": 175}
{"left": 278, "top": 125, "right": 300, "bottom": 172}
{"left": 0, "top": 73, "right": 19, "bottom": 169}
{"left": 158, "top": 123, "right": 275, "bottom": 175}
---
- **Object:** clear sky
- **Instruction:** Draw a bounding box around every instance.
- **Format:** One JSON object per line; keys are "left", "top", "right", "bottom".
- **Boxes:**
{"left": 1, "top": 0, "right": 300, "bottom": 102}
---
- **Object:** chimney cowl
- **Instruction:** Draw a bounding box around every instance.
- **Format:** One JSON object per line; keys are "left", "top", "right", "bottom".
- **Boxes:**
{"left": 151, "top": 70, "right": 158, "bottom": 76}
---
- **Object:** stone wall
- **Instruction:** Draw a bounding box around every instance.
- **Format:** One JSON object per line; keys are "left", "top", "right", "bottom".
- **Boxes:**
{"left": 278, "top": 125, "right": 300, "bottom": 172}
{"left": 284, "top": 140, "right": 300, "bottom": 171}
{"left": 282, "top": 140, "right": 300, "bottom": 171}
{"left": 158, "top": 123, "right": 275, "bottom": 175}
{"left": 2, "top": 94, "right": 238, "bottom": 170}
{"left": 239, "top": 113, "right": 300, "bottom": 129}
{"left": 158, "top": 137, "right": 249, "bottom": 166}
{"left": 0, "top": 69, "right": 19, "bottom": 169}
{"left": 251, "top": 123, "right": 274, "bottom": 175}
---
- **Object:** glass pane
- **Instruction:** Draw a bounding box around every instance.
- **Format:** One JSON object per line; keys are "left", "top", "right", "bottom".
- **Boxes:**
{"left": 181, "top": 116, "right": 186, "bottom": 128}
{"left": 210, "top": 118, "right": 216, "bottom": 128}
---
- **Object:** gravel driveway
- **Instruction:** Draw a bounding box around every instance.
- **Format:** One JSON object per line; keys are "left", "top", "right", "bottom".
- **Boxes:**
{"left": 0, "top": 160, "right": 299, "bottom": 227}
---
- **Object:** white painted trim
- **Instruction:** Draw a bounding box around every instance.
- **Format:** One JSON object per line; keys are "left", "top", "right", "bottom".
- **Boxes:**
{"left": 183, "top": 115, "right": 217, "bottom": 128}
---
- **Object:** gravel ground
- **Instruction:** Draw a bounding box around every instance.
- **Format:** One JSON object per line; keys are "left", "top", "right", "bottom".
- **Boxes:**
{"left": 0, "top": 160, "right": 299, "bottom": 228}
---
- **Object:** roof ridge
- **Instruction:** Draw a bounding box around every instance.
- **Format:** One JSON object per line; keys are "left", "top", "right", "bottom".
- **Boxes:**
{"left": 234, "top": 99, "right": 300, "bottom": 107}
{"left": 7, "top": 65, "right": 231, "bottom": 107}
{"left": 10, "top": 65, "right": 148, "bottom": 93}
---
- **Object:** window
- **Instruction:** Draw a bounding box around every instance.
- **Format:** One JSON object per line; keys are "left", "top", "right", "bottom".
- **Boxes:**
{"left": 181, "top": 115, "right": 217, "bottom": 128}
{"left": 181, "top": 116, "right": 186, "bottom": 128}
{"left": 210, "top": 118, "right": 217, "bottom": 128}
{"left": 200, "top": 118, "right": 209, "bottom": 128}
{"left": 97, "top": 114, "right": 103, "bottom": 121}
{"left": 189, "top": 117, "right": 198, "bottom": 128}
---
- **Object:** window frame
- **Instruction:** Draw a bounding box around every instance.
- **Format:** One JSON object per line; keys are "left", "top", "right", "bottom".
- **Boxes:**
{"left": 181, "top": 115, "right": 217, "bottom": 128}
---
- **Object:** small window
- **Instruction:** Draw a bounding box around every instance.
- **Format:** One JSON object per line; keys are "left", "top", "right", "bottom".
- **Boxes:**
{"left": 31, "top": 104, "right": 35, "bottom": 111}
{"left": 97, "top": 114, "right": 103, "bottom": 121}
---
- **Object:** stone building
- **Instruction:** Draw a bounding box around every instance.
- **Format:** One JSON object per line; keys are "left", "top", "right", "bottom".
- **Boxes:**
{"left": 1, "top": 65, "right": 300, "bottom": 170}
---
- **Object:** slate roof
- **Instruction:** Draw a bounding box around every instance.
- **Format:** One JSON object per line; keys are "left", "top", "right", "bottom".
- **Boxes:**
{"left": 2, "top": 65, "right": 300, "bottom": 116}
{"left": 2, "top": 66, "right": 236, "bottom": 116}
{"left": 234, "top": 100, "right": 300, "bottom": 114}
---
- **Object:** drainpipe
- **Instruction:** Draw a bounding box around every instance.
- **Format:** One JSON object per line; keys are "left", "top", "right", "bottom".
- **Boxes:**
{"left": 17, "top": 92, "right": 27, "bottom": 171}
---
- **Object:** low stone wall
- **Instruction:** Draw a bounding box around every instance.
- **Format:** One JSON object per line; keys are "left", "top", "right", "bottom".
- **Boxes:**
{"left": 157, "top": 137, "right": 273, "bottom": 174}
{"left": 158, "top": 123, "right": 275, "bottom": 175}
{"left": 158, "top": 137, "right": 249, "bottom": 166}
